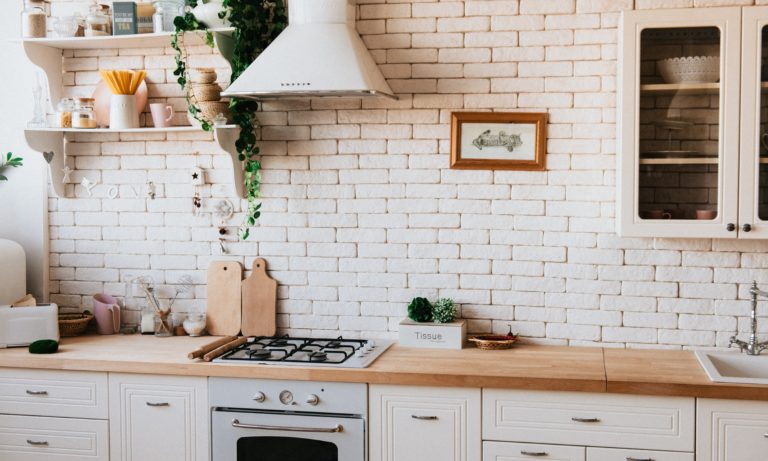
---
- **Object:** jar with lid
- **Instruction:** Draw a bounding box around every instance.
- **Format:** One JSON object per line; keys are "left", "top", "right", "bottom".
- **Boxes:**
{"left": 85, "top": 1, "right": 110, "bottom": 36}
{"left": 21, "top": 1, "right": 48, "bottom": 38}
{"left": 72, "top": 98, "right": 97, "bottom": 129}
{"left": 56, "top": 98, "right": 75, "bottom": 128}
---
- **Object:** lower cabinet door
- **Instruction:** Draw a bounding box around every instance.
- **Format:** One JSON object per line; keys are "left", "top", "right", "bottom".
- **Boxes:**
{"left": 484, "top": 441, "right": 585, "bottom": 461}
{"left": 586, "top": 447, "right": 693, "bottom": 461}
{"left": 109, "top": 373, "right": 208, "bottom": 461}
{"left": 0, "top": 414, "right": 109, "bottom": 460}
{"left": 697, "top": 398, "right": 768, "bottom": 461}
{"left": 369, "top": 385, "right": 481, "bottom": 461}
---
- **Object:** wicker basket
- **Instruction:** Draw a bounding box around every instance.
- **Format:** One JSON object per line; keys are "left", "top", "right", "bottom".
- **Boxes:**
{"left": 189, "top": 68, "right": 217, "bottom": 84}
{"left": 189, "top": 83, "right": 222, "bottom": 102}
{"left": 187, "top": 101, "right": 233, "bottom": 127}
{"left": 468, "top": 334, "right": 518, "bottom": 350}
{"left": 58, "top": 312, "right": 93, "bottom": 337}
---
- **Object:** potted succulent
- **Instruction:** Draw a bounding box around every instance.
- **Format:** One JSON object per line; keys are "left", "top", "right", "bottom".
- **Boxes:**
{"left": 399, "top": 297, "right": 467, "bottom": 349}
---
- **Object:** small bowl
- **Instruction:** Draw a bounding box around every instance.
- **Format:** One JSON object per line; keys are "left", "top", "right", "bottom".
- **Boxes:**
{"left": 52, "top": 16, "right": 79, "bottom": 38}
{"left": 657, "top": 56, "right": 719, "bottom": 84}
{"left": 468, "top": 334, "right": 518, "bottom": 350}
{"left": 183, "top": 313, "right": 206, "bottom": 337}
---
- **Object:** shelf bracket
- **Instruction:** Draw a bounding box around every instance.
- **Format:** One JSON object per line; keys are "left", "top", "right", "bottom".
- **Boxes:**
{"left": 23, "top": 42, "right": 63, "bottom": 111}
{"left": 214, "top": 126, "right": 244, "bottom": 199}
{"left": 24, "top": 130, "right": 66, "bottom": 197}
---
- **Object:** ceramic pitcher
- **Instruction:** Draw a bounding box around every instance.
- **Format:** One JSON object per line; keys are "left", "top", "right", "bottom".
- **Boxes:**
{"left": 93, "top": 293, "right": 121, "bottom": 335}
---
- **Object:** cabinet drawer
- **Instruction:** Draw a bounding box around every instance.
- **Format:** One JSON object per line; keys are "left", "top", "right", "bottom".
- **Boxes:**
{"left": 483, "top": 389, "right": 694, "bottom": 451}
{"left": 0, "top": 368, "right": 108, "bottom": 419}
{"left": 484, "top": 441, "right": 585, "bottom": 461}
{"left": 586, "top": 447, "right": 693, "bottom": 461}
{"left": 0, "top": 414, "right": 109, "bottom": 460}
{"left": 696, "top": 398, "right": 768, "bottom": 461}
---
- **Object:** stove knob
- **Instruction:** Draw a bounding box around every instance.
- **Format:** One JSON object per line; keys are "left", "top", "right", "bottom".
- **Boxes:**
{"left": 367, "top": 340, "right": 376, "bottom": 349}
{"left": 252, "top": 392, "right": 266, "bottom": 403}
{"left": 306, "top": 394, "right": 320, "bottom": 406}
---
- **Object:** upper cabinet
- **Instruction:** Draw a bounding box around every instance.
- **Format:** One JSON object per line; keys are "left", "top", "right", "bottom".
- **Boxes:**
{"left": 619, "top": 7, "right": 768, "bottom": 238}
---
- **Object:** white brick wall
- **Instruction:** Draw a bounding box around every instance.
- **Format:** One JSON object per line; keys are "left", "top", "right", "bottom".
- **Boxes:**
{"left": 44, "top": 0, "right": 768, "bottom": 348}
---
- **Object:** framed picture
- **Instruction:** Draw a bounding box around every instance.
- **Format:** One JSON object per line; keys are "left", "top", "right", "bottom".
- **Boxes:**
{"left": 450, "top": 112, "right": 548, "bottom": 171}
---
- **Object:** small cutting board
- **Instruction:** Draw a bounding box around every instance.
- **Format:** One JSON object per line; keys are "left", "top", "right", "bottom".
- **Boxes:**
{"left": 241, "top": 258, "right": 277, "bottom": 337}
{"left": 206, "top": 260, "right": 243, "bottom": 336}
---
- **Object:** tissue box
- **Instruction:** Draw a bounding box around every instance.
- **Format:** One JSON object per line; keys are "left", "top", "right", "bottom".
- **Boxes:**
{"left": 398, "top": 318, "right": 466, "bottom": 349}
{"left": 0, "top": 304, "right": 59, "bottom": 348}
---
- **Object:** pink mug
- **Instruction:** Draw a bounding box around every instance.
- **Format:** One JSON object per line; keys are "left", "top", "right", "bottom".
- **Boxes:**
{"left": 93, "top": 293, "right": 121, "bottom": 335}
{"left": 149, "top": 103, "right": 174, "bottom": 128}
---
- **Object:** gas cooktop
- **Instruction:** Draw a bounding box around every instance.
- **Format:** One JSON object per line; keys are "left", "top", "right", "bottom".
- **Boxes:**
{"left": 213, "top": 335, "right": 394, "bottom": 368}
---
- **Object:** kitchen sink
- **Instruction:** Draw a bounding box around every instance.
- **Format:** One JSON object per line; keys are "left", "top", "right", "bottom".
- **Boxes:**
{"left": 695, "top": 350, "right": 768, "bottom": 385}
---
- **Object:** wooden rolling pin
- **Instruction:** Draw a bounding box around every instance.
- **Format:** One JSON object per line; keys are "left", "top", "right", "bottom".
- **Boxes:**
{"left": 203, "top": 336, "right": 247, "bottom": 362}
{"left": 188, "top": 335, "right": 237, "bottom": 360}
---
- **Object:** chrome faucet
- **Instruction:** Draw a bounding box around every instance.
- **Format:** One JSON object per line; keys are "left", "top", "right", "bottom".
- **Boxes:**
{"left": 729, "top": 281, "right": 768, "bottom": 356}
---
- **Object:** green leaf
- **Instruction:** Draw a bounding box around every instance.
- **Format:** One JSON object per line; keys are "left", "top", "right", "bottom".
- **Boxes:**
{"left": 0, "top": 175, "right": 7, "bottom": 181}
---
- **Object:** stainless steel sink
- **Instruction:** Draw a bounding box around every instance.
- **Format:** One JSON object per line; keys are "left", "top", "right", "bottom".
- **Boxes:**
{"left": 695, "top": 351, "right": 768, "bottom": 385}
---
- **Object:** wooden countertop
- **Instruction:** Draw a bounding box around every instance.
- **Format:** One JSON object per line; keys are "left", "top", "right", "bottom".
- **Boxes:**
{"left": 2, "top": 335, "right": 767, "bottom": 400}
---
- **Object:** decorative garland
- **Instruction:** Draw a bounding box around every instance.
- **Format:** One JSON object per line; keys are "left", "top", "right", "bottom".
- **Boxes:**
{"left": 172, "top": 0, "right": 286, "bottom": 240}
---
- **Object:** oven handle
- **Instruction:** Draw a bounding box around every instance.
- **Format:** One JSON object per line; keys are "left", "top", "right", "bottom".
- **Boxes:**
{"left": 231, "top": 419, "right": 344, "bottom": 433}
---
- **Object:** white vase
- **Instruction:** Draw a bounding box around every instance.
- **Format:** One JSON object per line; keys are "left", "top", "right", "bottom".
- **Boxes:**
{"left": 109, "top": 95, "right": 139, "bottom": 130}
{"left": 192, "top": 0, "right": 231, "bottom": 29}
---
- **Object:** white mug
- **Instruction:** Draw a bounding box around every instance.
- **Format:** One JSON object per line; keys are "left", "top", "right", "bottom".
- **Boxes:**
{"left": 109, "top": 94, "right": 139, "bottom": 129}
{"left": 149, "top": 103, "right": 174, "bottom": 128}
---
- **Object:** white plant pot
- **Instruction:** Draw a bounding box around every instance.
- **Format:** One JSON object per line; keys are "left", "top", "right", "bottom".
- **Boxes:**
{"left": 192, "top": 0, "right": 231, "bottom": 29}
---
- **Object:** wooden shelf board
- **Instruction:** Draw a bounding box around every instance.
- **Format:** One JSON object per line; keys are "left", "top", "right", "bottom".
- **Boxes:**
{"left": 640, "top": 82, "right": 720, "bottom": 94}
{"left": 640, "top": 157, "right": 719, "bottom": 165}
{"left": 25, "top": 125, "right": 236, "bottom": 134}
{"left": 19, "top": 28, "right": 234, "bottom": 50}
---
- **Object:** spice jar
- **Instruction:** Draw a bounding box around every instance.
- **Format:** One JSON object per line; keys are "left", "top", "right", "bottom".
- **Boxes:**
{"left": 72, "top": 98, "right": 97, "bottom": 129}
{"left": 56, "top": 98, "right": 75, "bottom": 128}
{"left": 21, "top": 1, "right": 47, "bottom": 38}
{"left": 85, "top": 1, "right": 110, "bottom": 36}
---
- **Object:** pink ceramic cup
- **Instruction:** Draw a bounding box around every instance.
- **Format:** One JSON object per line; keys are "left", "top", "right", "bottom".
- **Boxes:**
{"left": 149, "top": 103, "right": 174, "bottom": 128}
{"left": 696, "top": 210, "right": 717, "bottom": 220}
{"left": 93, "top": 293, "right": 121, "bottom": 335}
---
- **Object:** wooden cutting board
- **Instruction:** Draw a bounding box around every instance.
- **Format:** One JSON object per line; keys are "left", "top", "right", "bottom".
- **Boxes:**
{"left": 241, "top": 258, "right": 277, "bottom": 337}
{"left": 206, "top": 260, "right": 243, "bottom": 336}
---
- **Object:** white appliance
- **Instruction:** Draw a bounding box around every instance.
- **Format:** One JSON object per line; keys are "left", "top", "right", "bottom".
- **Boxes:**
{"left": 211, "top": 378, "right": 366, "bottom": 461}
{"left": 0, "top": 239, "right": 26, "bottom": 305}
{"left": 221, "top": 0, "right": 396, "bottom": 100}
{"left": 0, "top": 303, "right": 59, "bottom": 348}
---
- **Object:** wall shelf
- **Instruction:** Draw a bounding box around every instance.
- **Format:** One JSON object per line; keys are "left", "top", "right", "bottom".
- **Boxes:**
{"left": 640, "top": 82, "right": 720, "bottom": 94}
{"left": 25, "top": 125, "right": 244, "bottom": 200}
{"left": 639, "top": 157, "right": 719, "bottom": 165}
{"left": 19, "top": 28, "right": 234, "bottom": 50}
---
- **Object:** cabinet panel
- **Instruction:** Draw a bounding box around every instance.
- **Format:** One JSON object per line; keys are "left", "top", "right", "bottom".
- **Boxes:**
{"left": 109, "top": 373, "right": 208, "bottom": 461}
{"left": 0, "top": 368, "right": 108, "bottom": 419}
{"left": 483, "top": 389, "right": 694, "bottom": 451}
{"left": 0, "top": 414, "right": 108, "bottom": 460}
{"left": 697, "top": 398, "right": 768, "bottom": 461}
{"left": 484, "top": 441, "right": 585, "bottom": 461}
{"left": 587, "top": 447, "right": 693, "bottom": 461}
{"left": 369, "top": 385, "right": 481, "bottom": 461}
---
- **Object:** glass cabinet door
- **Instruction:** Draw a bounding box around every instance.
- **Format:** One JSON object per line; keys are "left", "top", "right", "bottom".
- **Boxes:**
{"left": 739, "top": 7, "right": 768, "bottom": 238}
{"left": 619, "top": 8, "right": 741, "bottom": 238}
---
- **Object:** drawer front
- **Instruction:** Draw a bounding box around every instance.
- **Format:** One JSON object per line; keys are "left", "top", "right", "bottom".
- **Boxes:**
{"left": 484, "top": 441, "right": 585, "bottom": 461}
{"left": 483, "top": 389, "right": 694, "bottom": 451}
{"left": 0, "top": 368, "right": 108, "bottom": 419}
{"left": 586, "top": 447, "right": 693, "bottom": 461}
{"left": 0, "top": 414, "right": 109, "bottom": 460}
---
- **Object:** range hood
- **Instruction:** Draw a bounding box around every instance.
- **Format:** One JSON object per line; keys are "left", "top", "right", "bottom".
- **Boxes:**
{"left": 221, "top": 0, "right": 396, "bottom": 100}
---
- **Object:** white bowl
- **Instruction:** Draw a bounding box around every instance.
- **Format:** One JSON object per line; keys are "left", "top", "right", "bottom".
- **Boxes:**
{"left": 657, "top": 56, "right": 720, "bottom": 84}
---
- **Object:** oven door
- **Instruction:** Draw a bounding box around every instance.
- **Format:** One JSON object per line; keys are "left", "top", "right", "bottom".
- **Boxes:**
{"left": 212, "top": 409, "right": 365, "bottom": 461}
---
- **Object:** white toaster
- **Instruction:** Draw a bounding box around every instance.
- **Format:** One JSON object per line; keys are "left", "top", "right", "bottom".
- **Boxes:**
{"left": 0, "top": 303, "right": 59, "bottom": 348}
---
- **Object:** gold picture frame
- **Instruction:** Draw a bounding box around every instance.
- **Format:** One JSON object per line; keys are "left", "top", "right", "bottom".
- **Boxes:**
{"left": 450, "top": 112, "right": 548, "bottom": 171}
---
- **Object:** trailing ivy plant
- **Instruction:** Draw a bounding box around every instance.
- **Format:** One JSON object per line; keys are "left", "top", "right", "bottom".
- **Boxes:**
{"left": 0, "top": 153, "right": 23, "bottom": 182}
{"left": 172, "top": 0, "right": 286, "bottom": 240}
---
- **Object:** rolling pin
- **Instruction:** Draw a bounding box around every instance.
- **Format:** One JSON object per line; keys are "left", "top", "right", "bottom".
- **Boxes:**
{"left": 203, "top": 336, "right": 247, "bottom": 362}
{"left": 188, "top": 335, "right": 237, "bottom": 360}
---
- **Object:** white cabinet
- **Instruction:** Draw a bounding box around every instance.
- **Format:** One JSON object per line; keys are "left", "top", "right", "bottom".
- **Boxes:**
{"left": 587, "top": 447, "right": 693, "bottom": 461}
{"left": 109, "top": 373, "right": 209, "bottom": 461}
{"left": 484, "top": 441, "right": 585, "bottom": 461}
{"left": 369, "top": 385, "right": 481, "bottom": 461}
{"left": 0, "top": 414, "right": 109, "bottom": 461}
{"left": 696, "top": 399, "right": 768, "bottom": 461}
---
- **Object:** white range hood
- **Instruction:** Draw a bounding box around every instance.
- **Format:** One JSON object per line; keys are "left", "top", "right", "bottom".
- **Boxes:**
{"left": 221, "top": 0, "right": 396, "bottom": 100}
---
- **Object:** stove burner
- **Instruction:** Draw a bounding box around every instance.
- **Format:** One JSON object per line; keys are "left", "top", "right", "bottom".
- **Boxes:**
{"left": 309, "top": 351, "right": 327, "bottom": 362}
{"left": 248, "top": 349, "right": 271, "bottom": 360}
{"left": 327, "top": 341, "right": 341, "bottom": 348}
{"left": 270, "top": 339, "right": 289, "bottom": 347}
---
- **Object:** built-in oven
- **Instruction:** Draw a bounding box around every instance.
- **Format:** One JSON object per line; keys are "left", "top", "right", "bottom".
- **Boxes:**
{"left": 210, "top": 377, "right": 367, "bottom": 461}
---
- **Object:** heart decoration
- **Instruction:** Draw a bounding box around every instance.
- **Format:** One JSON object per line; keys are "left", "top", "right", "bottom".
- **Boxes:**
{"left": 43, "top": 151, "right": 54, "bottom": 164}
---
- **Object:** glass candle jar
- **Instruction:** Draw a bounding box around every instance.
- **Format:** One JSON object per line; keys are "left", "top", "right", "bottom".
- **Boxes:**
{"left": 21, "top": 1, "right": 47, "bottom": 38}
{"left": 154, "top": 312, "right": 173, "bottom": 337}
{"left": 56, "top": 98, "right": 75, "bottom": 128}
{"left": 85, "top": 2, "right": 109, "bottom": 37}
{"left": 72, "top": 98, "right": 97, "bottom": 129}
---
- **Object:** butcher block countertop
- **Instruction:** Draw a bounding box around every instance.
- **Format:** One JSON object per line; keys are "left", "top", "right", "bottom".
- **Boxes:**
{"left": 1, "top": 335, "right": 766, "bottom": 400}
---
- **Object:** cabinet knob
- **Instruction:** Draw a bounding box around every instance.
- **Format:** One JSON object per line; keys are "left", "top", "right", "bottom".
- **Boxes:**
{"left": 252, "top": 392, "right": 266, "bottom": 403}
{"left": 520, "top": 451, "right": 548, "bottom": 457}
{"left": 743, "top": 223, "right": 752, "bottom": 232}
{"left": 306, "top": 394, "right": 320, "bottom": 405}
{"left": 26, "top": 440, "right": 49, "bottom": 446}
{"left": 571, "top": 417, "right": 600, "bottom": 423}
{"left": 25, "top": 390, "right": 47, "bottom": 396}
{"left": 146, "top": 402, "right": 170, "bottom": 407}
{"left": 727, "top": 223, "right": 736, "bottom": 232}
{"left": 626, "top": 458, "right": 654, "bottom": 461}
{"left": 411, "top": 415, "right": 438, "bottom": 420}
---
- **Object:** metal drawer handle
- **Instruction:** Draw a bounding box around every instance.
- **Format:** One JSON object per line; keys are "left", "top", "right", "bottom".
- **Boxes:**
{"left": 146, "top": 402, "right": 170, "bottom": 407}
{"left": 411, "top": 415, "right": 438, "bottom": 420}
{"left": 571, "top": 417, "right": 600, "bottom": 423}
{"left": 25, "top": 390, "right": 48, "bottom": 396}
{"left": 26, "top": 440, "right": 49, "bottom": 446}
{"left": 520, "top": 450, "right": 549, "bottom": 457}
{"left": 764, "top": 433, "right": 768, "bottom": 438}
{"left": 232, "top": 419, "right": 343, "bottom": 433}
{"left": 626, "top": 458, "right": 654, "bottom": 461}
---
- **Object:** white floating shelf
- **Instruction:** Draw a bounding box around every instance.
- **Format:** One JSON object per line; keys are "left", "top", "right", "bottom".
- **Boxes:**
{"left": 26, "top": 125, "right": 236, "bottom": 133}
{"left": 640, "top": 157, "right": 719, "bottom": 165}
{"left": 20, "top": 28, "right": 234, "bottom": 50}
{"left": 640, "top": 82, "right": 720, "bottom": 94}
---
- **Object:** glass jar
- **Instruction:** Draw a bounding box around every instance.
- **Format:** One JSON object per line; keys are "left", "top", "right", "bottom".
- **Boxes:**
{"left": 154, "top": 312, "right": 173, "bottom": 337}
{"left": 182, "top": 313, "right": 206, "bottom": 337}
{"left": 72, "top": 98, "right": 97, "bottom": 129}
{"left": 21, "top": 1, "right": 47, "bottom": 38}
{"left": 56, "top": 98, "right": 75, "bottom": 128}
{"left": 85, "top": 2, "right": 110, "bottom": 36}
{"left": 153, "top": 0, "right": 184, "bottom": 33}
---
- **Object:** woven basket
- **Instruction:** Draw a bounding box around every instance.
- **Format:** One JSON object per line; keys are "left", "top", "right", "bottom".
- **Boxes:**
{"left": 468, "top": 334, "right": 518, "bottom": 350}
{"left": 58, "top": 312, "right": 93, "bottom": 337}
{"left": 187, "top": 101, "right": 232, "bottom": 127}
{"left": 190, "top": 83, "right": 222, "bottom": 102}
{"left": 189, "top": 68, "right": 217, "bottom": 84}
